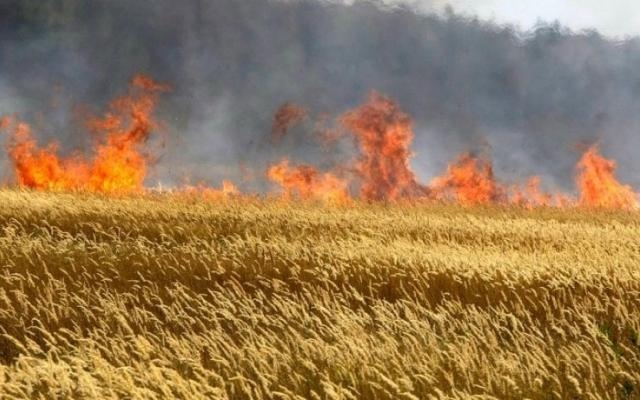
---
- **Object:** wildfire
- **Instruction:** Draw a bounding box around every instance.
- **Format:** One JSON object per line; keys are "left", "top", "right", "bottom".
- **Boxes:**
{"left": 4, "top": 120, "right": 87, "bottom": 190}
{"left": 2, "top": 79, "right": 639, "bottom": 210}
{"left": 509, "top": 176, "right": 553, "bottom": 208}
{"left": 340, "top": 92, "right": 427, "bottom": 201}
{"left": 264, "top": 92, "right": 638, "bottom": 210}
{"left": 267, "top": 158, "right": 350, "bottom": 204}
{"left": 430, "top": 153, "right": 504, "bottom": 205}
{"left": 2, "top": 74, "right": 169, "bottom": 194}
{"left": 576, "top": 145, "right": 637, "bottom": 209}
{"left": 271, "top": 103, "right": 307, "bottom": 142}
{"left": 176, "top": 180, "right": 240, "bottom": 200}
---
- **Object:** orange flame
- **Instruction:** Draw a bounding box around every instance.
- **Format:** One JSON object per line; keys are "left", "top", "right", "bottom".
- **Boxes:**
{"left": 267, "top": 158, "right": 350, "bottom": 204}
{"left": 340, "top": 92, "right": 427, "bottom": 201}
{"left": 4, "top": 120, "right": 91, "bottom": 190}
{"left": 177, "top": 180, "right": 240, "bottom": 200}
{"left": 430, "top": 153, "right": 504, "bottom": 205}
{"left": 4, "top": 83, "right": 640, "bottom": 211}
{"left": 509, "top": 176, "right": 555, "bottom": 208}
{"left": 2, "top": 74, "right": 169, "bottom": 193}
{"left": 576, "top": 145, "right": 637, "bottom": 209}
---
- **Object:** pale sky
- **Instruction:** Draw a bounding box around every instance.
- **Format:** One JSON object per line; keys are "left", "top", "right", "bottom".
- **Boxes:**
{"left": 386, "top": 0, "right": 640, "bottom": 38}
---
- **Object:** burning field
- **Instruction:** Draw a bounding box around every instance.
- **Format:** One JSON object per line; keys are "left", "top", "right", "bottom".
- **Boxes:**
{"left": 3, "top": 1, "right": 640, "bottom": 399}
{"left": 0, "top": 74, "right": 637, "bottom": 208}
{"left": 0, "top": 75, "right": 639, "bottom": 399}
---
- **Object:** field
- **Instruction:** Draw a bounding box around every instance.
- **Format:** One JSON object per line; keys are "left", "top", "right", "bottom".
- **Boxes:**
{"left": 1, "top": 190, "right": 640, "bottom": 399}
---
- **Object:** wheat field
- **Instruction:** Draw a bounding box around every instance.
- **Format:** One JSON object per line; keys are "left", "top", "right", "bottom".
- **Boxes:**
{"left": 0, "top": 190, "right": 639, "bottom": 399}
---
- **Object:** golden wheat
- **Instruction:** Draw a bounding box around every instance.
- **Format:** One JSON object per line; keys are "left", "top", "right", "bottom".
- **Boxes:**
{"left": 1, "top": 189, "right": 639, "bottom": 399}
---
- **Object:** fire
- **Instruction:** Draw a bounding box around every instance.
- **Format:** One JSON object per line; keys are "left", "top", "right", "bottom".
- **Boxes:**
{"left": 430, "top": 153, "right": 504, "bottom": 205}
{"left": 4, "top": 120, "right": 88, "bottom": 190}
{"left": 271, "top": 103, "right": 307, "bottom": 142}
{"left": 177, "top": 180, "right": 240, "bottom": 200}
{"left": 2, "top": 74, "right": 169, "bottom": 193}
{"left": 3, "top": 80, "right": 640, "bottom": 210}
{"left": 221, "top": 180, "right": 239, "bottom": 195}
{"left": 576, "top": 145, "right": 637, "bottom": 209}
{"left": 267, "top": 158, "right": 350, "bottom": 204}
{"left": 340, "top": 92, "right": 427, "bottom": 201}
{"left": 508, "top": 176, "right": 553, "bottom": 208}
{"left": 508, "top": 175, "right": 575, "bottom": 209}
{"left": 265, "top": 93, "right": 638, "bottom": 210}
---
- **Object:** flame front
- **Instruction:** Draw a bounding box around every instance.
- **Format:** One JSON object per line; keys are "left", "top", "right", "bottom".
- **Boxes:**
{"left": 576, "top": 145, "right": 637, "bottom": 209}
{"left": 3, "top": 74, "right": 169, "bottom": 194}
{"left": 340, "top": 92, "right": 427, "bottom": 201}
{"left": 177, "top": 180, "right": 240, "bottom": 200}
{"left": 267, "top": 158, "right": 349, "bottom": 204}
{"left": 6, "top": 121, "right": 91, "bottom": 190}
{"left": 509, "top": 176, "right": 553, "bottom": 208}
{"left": 2, "top": 79, "right": 640, "bottom": 210}
{"left": 430, "top": 153, "right": 504, "bottom": 205}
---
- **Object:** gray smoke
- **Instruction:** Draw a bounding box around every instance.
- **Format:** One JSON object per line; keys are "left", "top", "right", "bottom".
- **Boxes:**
{"left": 2, "top": 0, "right": 640, "bottom": 192}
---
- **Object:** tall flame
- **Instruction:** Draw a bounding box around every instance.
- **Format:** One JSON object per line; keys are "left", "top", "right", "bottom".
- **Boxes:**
{"left": 267, "top": 158, "right": 349, "bottom": 204}
{"left": 430, "top": 153, "right": 504, "bottom": 205}
{"left": 3, "top": 74, "right": 169, "bottom": 193}
{"left": 3, "top": 82, "right": 640, "bottom": 210}
{"left": 5, "top": 120, "right": 88, "bottom": 190}
{"left": 576, "top": 145, "right": 637, "bottom": 209}
{"left": 340, "top": 92, "right": 427, "bottom": 201}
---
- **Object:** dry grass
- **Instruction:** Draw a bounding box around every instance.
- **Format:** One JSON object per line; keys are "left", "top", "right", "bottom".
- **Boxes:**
{"left": 1, "top": 190, "right": 640, "bottom": 399}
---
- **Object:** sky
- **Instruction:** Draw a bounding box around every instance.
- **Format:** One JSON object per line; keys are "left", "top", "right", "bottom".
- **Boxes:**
{"left": 389, "top": 0, "right": 640, "bottom": 38}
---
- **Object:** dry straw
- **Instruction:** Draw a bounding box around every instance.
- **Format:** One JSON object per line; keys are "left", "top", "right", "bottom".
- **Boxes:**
{"left": 0, "top": 190, "right": 639, "bottom": 399}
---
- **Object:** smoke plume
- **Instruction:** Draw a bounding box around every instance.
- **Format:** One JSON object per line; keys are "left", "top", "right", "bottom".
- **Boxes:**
{"left": 2, "top": 0, "right": 640, "bottom": 192}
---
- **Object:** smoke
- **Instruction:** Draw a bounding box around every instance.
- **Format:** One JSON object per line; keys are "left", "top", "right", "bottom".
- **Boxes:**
{"left": 2, "top": 0, "right": 640, "bottom": 192}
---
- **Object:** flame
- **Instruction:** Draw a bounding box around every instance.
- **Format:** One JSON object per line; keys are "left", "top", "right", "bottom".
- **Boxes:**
{"left": 3, "top": 83, "right": 640, "bottom": 210}
{"left": 267, "top": 158, "right": 350, "bottom": 204}
{"left": 340, "top": 92, "right": 427, "bottom": 201}
{"left": 4, "top": 120, "right": 89, "bottom": 190}
{"left": 430, "top": 153, "right": 504, "bottom": 205}
{"left": 221, "top": 180, "right": 239, "bottom": 195}
{"left": 2, "top": 74, "right": 169, "bottom": 193}
{"left": 509, "top": 176, "right": 554, "bottom": 208}
{"left": 271, "top": 103, "right": 307, "bottom": 142}
{"left": 177, "top": 180, "right": 240, "bottom": 200}
{"left": 576, "top": 145, "right": 637, "bottom": 209}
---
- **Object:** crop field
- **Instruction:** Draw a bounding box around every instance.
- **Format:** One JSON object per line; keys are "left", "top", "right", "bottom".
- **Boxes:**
{"left": 0, "top": 190, "right": 638, "bottom": 399}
